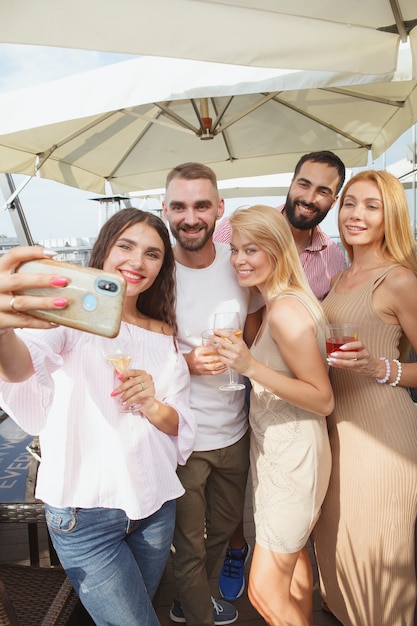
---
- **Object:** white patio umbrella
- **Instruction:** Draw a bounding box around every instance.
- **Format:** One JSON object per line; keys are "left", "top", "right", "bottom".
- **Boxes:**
{"left": 0, "top": 0, "right": 416, "bottom": 77}
{"left": 0, "top": 53, "right": 415, "bottom": 196}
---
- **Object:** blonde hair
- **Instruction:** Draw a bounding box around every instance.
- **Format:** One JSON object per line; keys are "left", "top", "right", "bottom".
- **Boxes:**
{"left": 339, "top": 170, "right": 417, "bottom": 273}
{"left": 229, "top": 205, "right": 326, "bottom": 325}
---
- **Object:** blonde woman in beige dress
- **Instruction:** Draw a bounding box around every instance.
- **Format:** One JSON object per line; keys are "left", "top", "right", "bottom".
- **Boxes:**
{"left": 213, "top": 205, "right": 333, "bottom": 626}
{"left": 312, "top": 170, "right": 417, "bottom": 626}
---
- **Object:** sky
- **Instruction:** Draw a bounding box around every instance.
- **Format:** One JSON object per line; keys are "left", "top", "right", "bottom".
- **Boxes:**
{"left": 0, "top": 43, "right": 344, "bottom": 242}
{"left": 0, "top": 44, "right": 136, "bottom": 241}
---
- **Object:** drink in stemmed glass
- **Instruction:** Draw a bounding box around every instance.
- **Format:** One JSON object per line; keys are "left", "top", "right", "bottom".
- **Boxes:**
{"left": 213, "top": 311, "right": 245, "bottom": 391}
{"left": 105, "top": 352, "right": 132, "bottom": 373}
{"left": 102, "top": 337, "right": 141, "bottom": 412}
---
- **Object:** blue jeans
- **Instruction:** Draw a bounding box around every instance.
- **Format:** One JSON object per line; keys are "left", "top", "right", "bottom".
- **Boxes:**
{"left": 45, "top": 500, "right": 176, "bottom": 626}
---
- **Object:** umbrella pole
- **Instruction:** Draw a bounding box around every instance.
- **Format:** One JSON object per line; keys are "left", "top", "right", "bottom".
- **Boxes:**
{"left": 0, "top": 174, "right": 34, "bottom": 245}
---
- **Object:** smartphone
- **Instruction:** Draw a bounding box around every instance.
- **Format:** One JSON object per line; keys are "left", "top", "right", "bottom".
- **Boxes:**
{"left": 15, "top": 259, "right": 126, "bottom": 338}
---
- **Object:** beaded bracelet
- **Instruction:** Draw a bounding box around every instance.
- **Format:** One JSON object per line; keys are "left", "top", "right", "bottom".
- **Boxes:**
{"left": 390, "top": 359, "right": 402, "bottom": 387}
{"left": 376, "top": 357, "right": 390, "bottom": 384}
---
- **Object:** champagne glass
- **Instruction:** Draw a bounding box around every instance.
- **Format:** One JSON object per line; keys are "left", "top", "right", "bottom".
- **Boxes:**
{"left": 213, "top": 311, "right": 245, "bottom": 391}
{"left": 102, "top": 336, "right": 141, "bottom": 412}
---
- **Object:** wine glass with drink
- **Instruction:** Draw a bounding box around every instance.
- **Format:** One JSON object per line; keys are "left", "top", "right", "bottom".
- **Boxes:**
{"left": 213, "top": 311, "right": 246, "bottom": 391}
{"left": 102, "top": 336, "right": 141, "bottom": 412}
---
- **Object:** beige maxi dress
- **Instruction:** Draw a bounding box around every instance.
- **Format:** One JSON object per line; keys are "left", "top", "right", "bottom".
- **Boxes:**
{"left": 313, "top": 267, "right": 417, "bottom": 626}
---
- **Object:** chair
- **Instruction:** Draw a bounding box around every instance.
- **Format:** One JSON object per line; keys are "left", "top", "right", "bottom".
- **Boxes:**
{"left": 0, "top": 435, "right": 59, "bottom": 567}
{"left": 0, "top": 562, "right": 79, "bottom": 626}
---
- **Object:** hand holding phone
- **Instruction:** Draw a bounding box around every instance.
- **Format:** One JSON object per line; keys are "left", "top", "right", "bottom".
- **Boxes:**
{"left": 15, "top": 259, "right": 126, "bottom": 338}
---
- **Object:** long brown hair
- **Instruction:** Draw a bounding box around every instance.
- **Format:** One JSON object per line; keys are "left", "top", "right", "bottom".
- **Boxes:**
{"left": 89, "top": 208, "right": 178, "bottom": 335}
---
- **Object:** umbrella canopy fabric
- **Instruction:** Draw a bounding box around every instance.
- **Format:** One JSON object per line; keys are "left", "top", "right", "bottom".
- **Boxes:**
{"left": 0, "top": 0, "right": 416, "bottom": 77}
{"left": 0, "top": 54, "right": 415, "bottom": 195}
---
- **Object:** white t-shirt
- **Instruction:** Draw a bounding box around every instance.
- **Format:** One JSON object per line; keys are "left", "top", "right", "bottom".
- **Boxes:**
{"left": 175, "top": 242, "right": 262, "bottom": 451}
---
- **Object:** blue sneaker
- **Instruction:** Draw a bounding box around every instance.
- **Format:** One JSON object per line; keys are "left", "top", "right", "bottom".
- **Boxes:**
{"left": 170, "top": 596, "right": 238, "bottom": 624}
{"left": 219, "top": 541, "right": 251, "bottom": 601}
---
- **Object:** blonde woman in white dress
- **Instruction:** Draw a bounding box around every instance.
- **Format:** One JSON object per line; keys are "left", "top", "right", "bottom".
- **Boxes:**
{"left": 213, "top": 205, "right": 333, "bottom": 626}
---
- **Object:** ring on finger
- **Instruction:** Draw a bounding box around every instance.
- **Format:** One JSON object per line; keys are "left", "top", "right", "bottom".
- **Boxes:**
{"left": 139, "top": 382, "right": 145, "bottom": 391}
{"left": 9, "top": 296, "right": 20, "bottom": 314}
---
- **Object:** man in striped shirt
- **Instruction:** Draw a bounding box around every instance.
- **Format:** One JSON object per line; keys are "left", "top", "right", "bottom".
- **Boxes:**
{"left": 215, "top": 150, "right": 347, "bottom": 603}
{"left": 214, "top": 150, "right": 347, "bottom": 302}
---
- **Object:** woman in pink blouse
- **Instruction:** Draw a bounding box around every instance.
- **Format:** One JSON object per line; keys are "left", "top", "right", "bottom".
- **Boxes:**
{"left": 0, "top": 209, "right": 196, "bottom": 626}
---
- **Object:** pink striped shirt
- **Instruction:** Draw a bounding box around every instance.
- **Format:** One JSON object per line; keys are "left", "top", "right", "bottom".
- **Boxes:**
{"left": 0, "top": 323, "right": 196, "bottom": 520}
{"left": 214, "top": 208, "right": 347, "bottom": 301}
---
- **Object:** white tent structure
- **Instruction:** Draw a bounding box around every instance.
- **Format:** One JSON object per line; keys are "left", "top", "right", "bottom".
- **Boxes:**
{"left": 0, "top": 0, "right": 416, "bottom": 77}
{"left": 0, "top": 51, "right": 415, "bottom": 197}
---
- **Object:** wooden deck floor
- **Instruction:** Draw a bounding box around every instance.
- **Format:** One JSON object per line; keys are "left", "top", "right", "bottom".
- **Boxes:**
{"left": 0, "top": 479, "right": 342, "bottom": 626}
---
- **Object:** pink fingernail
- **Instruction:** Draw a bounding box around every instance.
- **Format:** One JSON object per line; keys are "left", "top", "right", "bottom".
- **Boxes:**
{"left": 117, "top": 373, "right": 124, "bottom": 380}
{"left": 50, "top": 276, "right": 68, "bottom": 287}
{"left": 110, "top": 390, "right": 119, "bottom": 397}
{"left": 53, "top": 298, "right": 68, "bottom": 308}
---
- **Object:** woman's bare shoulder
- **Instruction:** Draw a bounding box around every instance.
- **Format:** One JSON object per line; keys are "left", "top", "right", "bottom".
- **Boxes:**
{"left": 148, "top": 320, "right": 174, "bottom": 336}
{"left": 384, "top": 265, "right": 417, "bottom": 293}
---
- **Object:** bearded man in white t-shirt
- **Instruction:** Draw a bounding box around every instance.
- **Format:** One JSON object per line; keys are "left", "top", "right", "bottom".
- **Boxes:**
{"left": 162, "top": 162, "right": 262, "bottom": 626}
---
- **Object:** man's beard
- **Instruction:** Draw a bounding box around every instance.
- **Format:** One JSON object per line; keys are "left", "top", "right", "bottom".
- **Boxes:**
{"left": 284, "top": 196, "right": 327, "bottom": 231}
{"left": 171, "top": 222, "right": 215, "bottom": 251}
